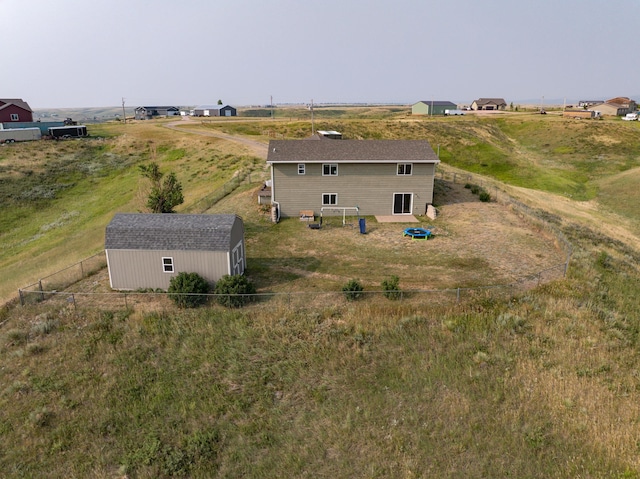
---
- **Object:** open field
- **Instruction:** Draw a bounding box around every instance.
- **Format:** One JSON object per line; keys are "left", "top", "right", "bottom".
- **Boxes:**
{"left": 2, "top": 110, "right": 640, "bottom": 477}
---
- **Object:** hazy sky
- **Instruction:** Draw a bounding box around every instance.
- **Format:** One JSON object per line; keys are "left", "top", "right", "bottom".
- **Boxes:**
{"left": 3, "top": 0, "right": 639, "bottom": 108}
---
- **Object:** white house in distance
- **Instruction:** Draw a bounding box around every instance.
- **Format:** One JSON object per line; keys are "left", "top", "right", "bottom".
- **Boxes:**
{"left": 105, "top": 213, "right": 246, "bottom": 290}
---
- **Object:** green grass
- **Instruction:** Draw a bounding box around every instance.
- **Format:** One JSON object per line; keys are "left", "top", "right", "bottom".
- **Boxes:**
{"left": 2, "top": 111, "right": 640, "bottom": 477}
{"left": 2, "top": 237, "right": 640, "bottom": 477}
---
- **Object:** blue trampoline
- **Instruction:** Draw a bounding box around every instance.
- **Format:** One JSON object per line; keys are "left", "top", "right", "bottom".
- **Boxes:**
{"left": 403, "top": 227, "right": 432, "bottom": 240}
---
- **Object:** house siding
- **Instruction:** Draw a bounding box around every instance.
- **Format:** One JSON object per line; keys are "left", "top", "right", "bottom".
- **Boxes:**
{"left": 0, "top": 104, "right": 33, "bottom": 123}
{"left": 106, "top": 249, "right": 230, "bottom": 290}
{"left": 272, "top": 162, "right": 436, "bottom": 217}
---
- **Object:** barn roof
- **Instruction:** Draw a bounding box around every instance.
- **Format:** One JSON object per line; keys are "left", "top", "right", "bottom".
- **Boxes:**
{"left": 105, "top": 213, "right": 241, "bottom": 251}
{"left": 266, "top": 139, "right": 439, "bottom": 164}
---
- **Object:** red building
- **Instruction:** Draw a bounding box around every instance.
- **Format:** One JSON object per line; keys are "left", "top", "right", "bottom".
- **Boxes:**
{"left": 0, "top": 99, "right": 34, "bottom": 123}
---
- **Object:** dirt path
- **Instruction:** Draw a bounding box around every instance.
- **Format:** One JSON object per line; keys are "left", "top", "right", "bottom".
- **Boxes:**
{"left": 165, "top": 117, "right": 268, "bottom": 159}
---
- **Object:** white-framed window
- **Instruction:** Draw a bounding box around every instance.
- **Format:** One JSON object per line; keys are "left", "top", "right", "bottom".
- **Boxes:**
{"left": 10, "top": 114, "right": 19, "bottom": 121}
{"left": 322, "top": 193, "right": 338, "bottom": 205}
{"left": 322, "top": 164, "right": 338, "bottom": 176}
{"left": 162, "top": 257, "right": 174, "bottom": 273}
{"left": 298, "top": 163, "right": 306, "bottom": 175}
{"left": 397, "top": 163, "right": 413, "bottom": 175}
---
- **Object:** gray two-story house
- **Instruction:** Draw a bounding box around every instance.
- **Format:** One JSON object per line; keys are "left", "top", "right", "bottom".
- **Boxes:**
{"left": 266, "top": 138, "right": 440, "bottom": 219}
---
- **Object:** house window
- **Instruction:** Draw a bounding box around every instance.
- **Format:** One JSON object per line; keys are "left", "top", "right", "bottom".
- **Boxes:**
{"left": 323, "top": 164, "right": 338, "bottom": 176}
{"left": 298, "top": 163, "right": 306, "bottom": 175}
{"left": 397, "top": 163, "right": 413, "bottom": 175}
{"left": 322, "top": 193, "right": 337, "bottom": 205}
{"left": 10, "top": 114, "right": 19, "bottom": 121}
{"left": 162, "top": 257, "right": 174, "bottom": 273}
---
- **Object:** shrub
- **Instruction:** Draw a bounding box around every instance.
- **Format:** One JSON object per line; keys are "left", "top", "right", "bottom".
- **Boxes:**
{"left": 168, "top": 272, "right": 210, "bottom": 308}
{"left": 470, "top": 184, "right": 481, "bottom": 195}
{"left": 381, "top": 275, "right": 402, "bottom": 300}
{"left": 214, "top": 274, "right": 256, "bottom": 308}
{"left": 479, "top": 190, "right": 491, "bottom": 202}
{"left": 342, "top": 279, "right": 364, "bottom": 301}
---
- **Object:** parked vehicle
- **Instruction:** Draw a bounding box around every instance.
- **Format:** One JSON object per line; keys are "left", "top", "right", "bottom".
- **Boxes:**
{"left": 48, "top": 125, "right": 88, "bottom": 139}
{"left": 0, "top": 127, "right": 42, "bottom": 144}
{"left": 622, "top": 112, "right": 638, "bottom": 121}
{"left": 444, "top": 109, "right": 465, "bottom": 116}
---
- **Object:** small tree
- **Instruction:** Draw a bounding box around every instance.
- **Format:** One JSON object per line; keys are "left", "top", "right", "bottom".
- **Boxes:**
{"left": 217, "top": 99, "right": 223, "bottom": 105}
{"left": 168, "top": 272, "right": 210, "bottom": 308}
{"left": 381, "top": 275, "right": 402, "bottom": 300}
{"left": 342, "top": 279, "right": 364, "bottom": 301}
{"left": 214, "top": 274, "right": 256, "bottom": 308}
{"left": 139, "top": 162, "right": 184, "bottom": 213}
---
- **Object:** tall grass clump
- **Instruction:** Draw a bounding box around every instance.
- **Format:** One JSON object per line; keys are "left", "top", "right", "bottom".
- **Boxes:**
{"left": 381, "top": 275, "right": 402, "bottom": 300}
{"left": 342, "top": 279, "right": 364, "bottom": 301}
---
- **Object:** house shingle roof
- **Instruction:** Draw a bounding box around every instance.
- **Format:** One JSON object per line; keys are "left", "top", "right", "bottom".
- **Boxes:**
{"left": 266, "top": 140, "right": 440, "bottom": 164}
{"left": 0, "top": 98, "right": 33, "bottom": 113}
{"left": 105, "top": 213, "right": 240, "bottom": 251}
{"left": 474, "top": 98, "right": 507, "bottom": 106}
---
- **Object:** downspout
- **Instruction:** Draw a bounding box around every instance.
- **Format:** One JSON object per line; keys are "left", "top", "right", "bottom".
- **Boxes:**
{"left": 269, "top": 162, "right": 280, "bottom": 223}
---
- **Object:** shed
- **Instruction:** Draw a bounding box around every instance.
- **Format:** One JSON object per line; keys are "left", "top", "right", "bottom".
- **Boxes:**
{"left": 412, "top": 100, "right": 458, "bottom": 116}
{"left": 105, "top": 213, "right": 246, "bottom": 290}
{"left": 193, "top": 105, "right": 237, "bottom": 117}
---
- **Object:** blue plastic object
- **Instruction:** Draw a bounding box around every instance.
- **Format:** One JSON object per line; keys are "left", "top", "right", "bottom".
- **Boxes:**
{"left": 403, "top": 227, "right": 431, "bottom": 240}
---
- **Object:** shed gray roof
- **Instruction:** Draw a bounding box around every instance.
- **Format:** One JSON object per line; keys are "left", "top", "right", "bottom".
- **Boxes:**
{"left": 105, "top": 213, "right": 241, "bottom": 251}
{"left": 267, "top": 140, "right": 439, "bottom": 164}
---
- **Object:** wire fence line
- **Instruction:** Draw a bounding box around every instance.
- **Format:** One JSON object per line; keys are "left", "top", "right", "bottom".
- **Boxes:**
{"left": 184, "top": 168, "right": 263, "bottom": 214}
{"left": 17, "top": 169, "right": 573, "bottom": 311}
{"left": 18, "top": 261, "right": 568, "bottom": 310}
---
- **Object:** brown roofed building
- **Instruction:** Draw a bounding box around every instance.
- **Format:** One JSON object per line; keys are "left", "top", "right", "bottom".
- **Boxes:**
{"left": 471, "top": 98, "right": 507, "bottom": 111}
{"left": 0, "top": 99, "right": 34, "bottom": 123}
{"left": 592, "top": 97, "right": 637, "bottom": 116}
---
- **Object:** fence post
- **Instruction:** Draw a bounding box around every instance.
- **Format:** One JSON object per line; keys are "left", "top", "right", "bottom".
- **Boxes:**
{"left": 456, "top": 288, "right": 460, "bottom": 303}
{"left": 80, "top": 260, "right": 84, "bottom": 279}
{"left": 39, "top": 280, "right": 44, "bottom": 302}
{"left": 18, "top": 289, "right": 24, "bottom": 307}
{"left": 124, "top": 293, "right": 128, "bottom": 310}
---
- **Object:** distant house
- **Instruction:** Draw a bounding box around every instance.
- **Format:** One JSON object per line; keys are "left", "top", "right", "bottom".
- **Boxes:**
{"left": 412, "top": 100, "right": 458, "bottom": 116}
{"left": 591, "top": 97, "right": 637, "bottom": 116}
{"left": 105, "top": 213, "right": 246, "bottom": 290}
{"left": 471, "top": 98, "right": 507, "bottom": 111}
{"left": 134, "top": 106, "right": 180, "bottom": 120}
{"left": 578, "top": 100, "right": 603, "bottom": 108}
{"left": 193, "top": 105, "right": 237, "bottom": 117}
{"left": 266, "top": 138, "right": 440, "bottom": 219}
{"left": 0, "top": 98, "right": 34, "bottom": 123}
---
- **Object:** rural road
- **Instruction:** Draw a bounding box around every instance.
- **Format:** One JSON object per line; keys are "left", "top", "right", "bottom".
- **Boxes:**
{"left": 164, "top": 116, "right": 269, "bottom": 159}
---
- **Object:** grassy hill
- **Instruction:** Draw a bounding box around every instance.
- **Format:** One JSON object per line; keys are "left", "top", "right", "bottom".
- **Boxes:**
{"left": 2, "top": 111, "right": 640, "bottom": 477}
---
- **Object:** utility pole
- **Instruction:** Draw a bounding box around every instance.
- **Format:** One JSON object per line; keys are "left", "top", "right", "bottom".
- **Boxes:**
{"left": 310, "top": 99, "right": 315, "bottom": 134}
{"left": 122, "top": 97, "right": 126, "bottom": 124}
{"left": 271, "top": 95, "right": 273, "bottom": 120}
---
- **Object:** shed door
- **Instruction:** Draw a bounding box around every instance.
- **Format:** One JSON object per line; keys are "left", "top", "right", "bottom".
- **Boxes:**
{"left": 232, "top": 241, "right": 245, "bottom": 275}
